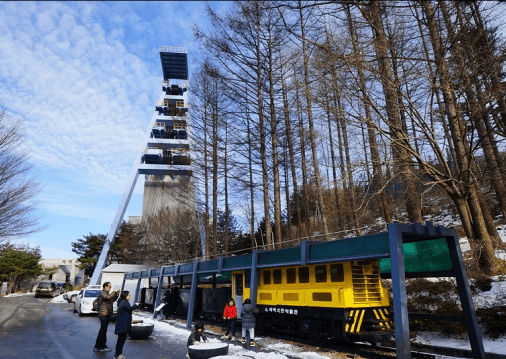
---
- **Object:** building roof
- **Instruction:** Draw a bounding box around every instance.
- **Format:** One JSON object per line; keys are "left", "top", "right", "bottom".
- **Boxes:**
{"left": 101, "top": 264, "right": 151, "bottom": 273}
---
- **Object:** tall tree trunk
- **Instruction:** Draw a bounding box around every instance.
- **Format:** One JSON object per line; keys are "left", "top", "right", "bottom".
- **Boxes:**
{"left": 345, "top": 5, "right": 392, "bottom": 223}
{"left": 440, "top": 0, "right": 506, "bottom": 219}
{"left": 246, "top": 107, "right": 256, "bottom": 249}
{"left": 335, "top": 107, "right": 353, "bottom": 231}
{"left": 224, "top": 120, "right": 229, "bottom": 255}
{"left": 203, "top": 100, "right": 210, "bottom": 260}
{"left": 294, "top": 67, "right": 312, "bottom": 237}
{"left": 363, "top": 0, "right": 423, "bottom": 223}
{"left": 298, "top": 0, "right": 329, "bottom": 238}
{"left": 267, "top": 30, "right": 283, "bottom": 248}
{"left": 284, "top": 147, "right": 293, "bottom": 244}
{"left": 412, "top": 4, "right": 459, "bottom": 171}
{"left": 281, "top": 65, "right": 303, "bottom": 239}
{"left": 339, "top": 101, "right": 362, "bottom": 235}
{"left": 256, "top": 19, "right": 273, "bottom": 249}
{"left": 324, "top": 92, "right": 343, "bottom": 233}
{"left": 420, "top": 0, "right": 497, "bottom": 274}
{"left": 212, "top": 94, "right": 219, "bottom": 258}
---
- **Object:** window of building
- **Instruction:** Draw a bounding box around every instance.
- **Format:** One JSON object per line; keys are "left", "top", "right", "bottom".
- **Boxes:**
{"left": 330, "top": 263, "right": 344, "bottom": 282}
{"left": 298, "top": 266, "right": 309, "bottom": 283}
{"left": 263, "top": 270, "right": 271, "bottom": 285}
{"left": 286, "top": 268, "right": 296, "bottom": 284}
{"left": 273, "top": 269, "right": 282, "bottom": 284}
{"left": 315, "top": 265, "right": 327, "bottom": 283}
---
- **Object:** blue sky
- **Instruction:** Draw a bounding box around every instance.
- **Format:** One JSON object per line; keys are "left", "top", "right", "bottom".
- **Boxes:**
{"left": 0, "top": 1, "right": 230, "bottom": 258}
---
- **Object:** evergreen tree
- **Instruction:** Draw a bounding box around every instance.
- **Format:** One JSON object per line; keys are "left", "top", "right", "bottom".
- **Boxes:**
{"left": 71, "top": 233, "right": 106, "bottom": 276}
{"left": 0, "top": 244, "right": 57, "bottom": 293}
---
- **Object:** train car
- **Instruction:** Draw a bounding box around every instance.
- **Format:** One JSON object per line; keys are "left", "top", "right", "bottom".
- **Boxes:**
{"left": 148, "top": 260, "right": 392, "bottom": 344}
{"left": 226, "top": 261, "right": 392, "bottom": 344}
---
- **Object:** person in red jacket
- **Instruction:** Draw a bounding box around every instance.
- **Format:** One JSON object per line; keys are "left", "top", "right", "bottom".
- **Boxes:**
{"left": 221, "top": 298, "right": 237, "bottom": 340}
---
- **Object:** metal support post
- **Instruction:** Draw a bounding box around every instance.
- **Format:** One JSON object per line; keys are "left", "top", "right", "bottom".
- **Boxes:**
{"left": 133, "top": 276, "right": 142, "bottom": 306}
{"left": 153, "top": 268, "right": 166, "bottom": 319}
{"left": 388, "top": 223, "right": 411, "bottom": 359}
{"left": 249, "top": 250, "right": 259, "bottom": 306}
{"left": 445, "top": 230, "right": 485, "bottom": 359}
{"left": 300, "top": 241, "right": 308, "bottom": 266}
{"left": 186, "top": 261, "right": 199, "bottom": 330}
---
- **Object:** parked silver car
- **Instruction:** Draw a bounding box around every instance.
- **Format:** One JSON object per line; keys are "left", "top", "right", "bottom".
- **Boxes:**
{"left": 64, "top": 290, "right": 80, "bottom": 303}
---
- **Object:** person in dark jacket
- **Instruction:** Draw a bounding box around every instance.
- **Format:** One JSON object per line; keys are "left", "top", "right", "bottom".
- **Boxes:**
{"left": 186, "top": 321, "right": 209, "bottom": 358}
{"left": 94, "top": 282, "right": 120, "bottom": 352}
{"left": 162, "top": 289, "right": 173, "bottom": 319}
{"left": 113, "top": 291, "right": 139, "bottom": 359}
{"left": 240, "top": 298, "right": 259, "bottom": 346}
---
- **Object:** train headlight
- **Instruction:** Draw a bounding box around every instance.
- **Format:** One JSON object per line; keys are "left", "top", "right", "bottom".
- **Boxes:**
{"left": 346, "top": 316, "right": 355, "bottom": 324}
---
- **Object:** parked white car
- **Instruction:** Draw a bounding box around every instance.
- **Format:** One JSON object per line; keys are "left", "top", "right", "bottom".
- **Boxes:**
{"left": 74, "top": 286, "right": 102, "bottom": 316}
{"left": 73, "top": 285, "right": 118, "bottom": 316}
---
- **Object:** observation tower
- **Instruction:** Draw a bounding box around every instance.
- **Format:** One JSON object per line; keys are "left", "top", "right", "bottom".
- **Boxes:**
{"left": 91, "top": 47, "right": 194, "bottom": 285}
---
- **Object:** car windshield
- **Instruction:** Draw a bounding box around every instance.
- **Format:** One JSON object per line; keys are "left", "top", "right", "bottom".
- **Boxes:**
{"left": 84, "top": 290, "right": 101, "bottom": 298}
{"left": 38, "top": 283, "right": 52, "bottom": 288}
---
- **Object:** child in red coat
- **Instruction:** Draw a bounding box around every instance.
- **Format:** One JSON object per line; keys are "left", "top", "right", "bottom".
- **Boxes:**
{"left": 221, "top": 298, "right": 237, "bottom": 340}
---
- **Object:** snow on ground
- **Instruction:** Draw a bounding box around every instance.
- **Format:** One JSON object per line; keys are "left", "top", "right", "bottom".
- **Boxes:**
{"left": 3, "top": 292, "right": 33, "bottom": 297}
{"left": 50, "top": 294, "right": 68, "bottom": 303}
{"left": 472, "top": 277, "right": 506, "bottom": 309}
{"left": 133, "top": 313, "right": 332, "bottom": 359}
{"left": 413, "top": 331, "right": 506, "bottom": 355}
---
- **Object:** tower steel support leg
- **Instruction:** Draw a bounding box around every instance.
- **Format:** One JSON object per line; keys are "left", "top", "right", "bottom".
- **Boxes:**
{"left": 444, "top": 229, "right": 485, "bottom": 359}
{"left": 388, "top": 223, "right": 411, "bottom": 359}
{"left": 90, "top": 170, "right": 140, "bottom": 285}
{"left": 186, "top": 261, "right": 199, "bottom": 329}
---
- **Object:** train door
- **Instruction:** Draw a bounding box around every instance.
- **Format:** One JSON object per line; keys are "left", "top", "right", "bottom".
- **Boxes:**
{"left": 232, "top": 273, "right": 243, "bottom": 319}
{"left": 232, "top": 271, "right": 251, "bottom": 319}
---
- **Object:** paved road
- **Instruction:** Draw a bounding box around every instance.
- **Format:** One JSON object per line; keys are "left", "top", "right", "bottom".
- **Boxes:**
{"left": 0, "top": 295, "right": 185, "bottom": 359}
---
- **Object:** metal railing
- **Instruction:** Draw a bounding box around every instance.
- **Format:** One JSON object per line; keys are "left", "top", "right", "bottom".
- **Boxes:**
{"left": 162, "top": 80, "right": 188, "bottom": 88}
{"left": 159, "top": 46, "right": 187, "bottom": 53}
{"left": 155, "top": 100, "right": 188, "bottom": 108}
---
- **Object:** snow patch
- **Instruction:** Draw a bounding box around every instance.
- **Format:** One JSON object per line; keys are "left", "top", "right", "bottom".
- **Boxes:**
{"left": 4, "top": 292, "right": 33, "bottom": 297}
{"left": 414, "top": 331, "right": 506, "bottom": 355}
{"left": 473, "top": 280, "right": 506, "bottom": 309}
{"left": 50, "top": 294, "right": 69, "bottom": 303}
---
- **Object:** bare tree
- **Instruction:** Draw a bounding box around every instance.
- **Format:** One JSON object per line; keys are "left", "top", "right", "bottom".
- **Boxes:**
{"left": 0, "top": 109, "right": 44, "bottom": 240}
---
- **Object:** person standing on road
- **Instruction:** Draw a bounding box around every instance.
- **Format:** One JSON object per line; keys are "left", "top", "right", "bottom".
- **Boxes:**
{"left": 240, "top": 298, "right": 259, "bottom": 346}
{"left": 93, "top": 282, "right": 119, "bottom": 352}
{"left": 221, "top": 298, "right": 237, "bottom": 341}
{"left": 114, "top": 291, "right": 139, "bottom": 359}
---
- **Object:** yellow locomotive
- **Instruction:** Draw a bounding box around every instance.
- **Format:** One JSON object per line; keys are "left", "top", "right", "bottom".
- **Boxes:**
{"left": 228, "top": 260, "right": 393, "bottom": 343}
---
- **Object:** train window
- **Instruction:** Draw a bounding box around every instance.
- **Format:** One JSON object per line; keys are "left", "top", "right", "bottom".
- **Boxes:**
{"left": 315, "top": 265, "right": 327, "bottom": 283}
{"left": 273, "top": 269, "right": 282, "bottom": 284}
{"left": 263, "top": 270, "right": 271, "bottom": 285}
{"left": 286, "top": 268, "right": 296, "bottom": 284}
{"left": 235, "top": 274, "right": 243, "bottom": 296}
{"left": 161, "top": 276, "right": 170, "bottom": 289}
{"left": 245, "top": 270, "right": 251, "bottom": 288}
{"left": 330, "top": 263, "right": 344, "bottom": 282}
{"left": 313, "top": 292, "right": 332, "bottom": 301}
{"left": 299, "top": 267, "right": 310, "bottom": 283}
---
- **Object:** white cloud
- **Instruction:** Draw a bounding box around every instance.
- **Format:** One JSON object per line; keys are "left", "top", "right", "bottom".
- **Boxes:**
{"left": 0, "top": 2, "right": 158, "bottom": 195}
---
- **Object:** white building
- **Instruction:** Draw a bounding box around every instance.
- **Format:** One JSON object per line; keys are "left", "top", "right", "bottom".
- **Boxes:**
{"left": 100, "top": 264, "right": 151, "bottom": 291}
{"left": 38, "top": 258, "right": 85, "bottom": 285}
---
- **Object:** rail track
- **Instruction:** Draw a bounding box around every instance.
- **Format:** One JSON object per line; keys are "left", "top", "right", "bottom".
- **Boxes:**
{"left": 162, "top": 314, "right": 505, "bottom": 359}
